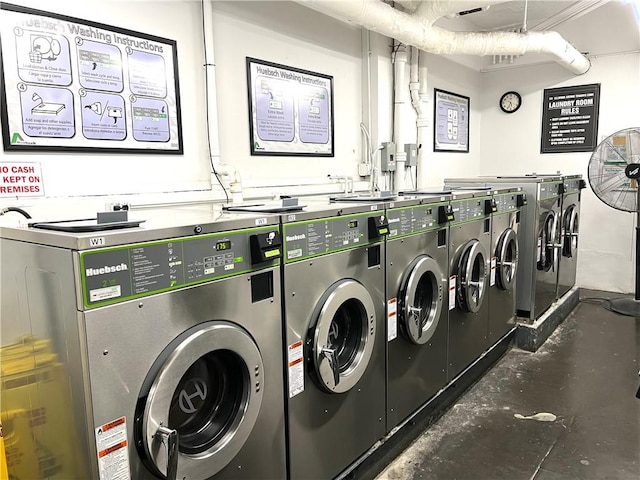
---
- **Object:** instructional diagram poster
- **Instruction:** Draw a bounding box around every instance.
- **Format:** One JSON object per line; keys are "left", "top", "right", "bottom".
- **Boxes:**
{"left": 541, "top": 83, "right": 600, "bottom": 154}
{"left": 246, "top": 57, "right": 334, "bottom": 156}
{"left": 0, "top": 3, "right": 183, "bottom": 153}
{"left": 434, "top": 88, "right": 469, "bottom": 153}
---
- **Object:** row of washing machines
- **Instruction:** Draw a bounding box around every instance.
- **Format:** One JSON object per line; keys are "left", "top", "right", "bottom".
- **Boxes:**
{"left": 0, "top": 174, "right": 584, "bottom": 480}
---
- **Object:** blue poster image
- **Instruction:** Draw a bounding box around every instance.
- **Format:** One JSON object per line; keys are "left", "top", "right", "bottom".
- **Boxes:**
{"left": 19, "top": 85, "right": 75, "bottom": 138}
{"left": 81, "top": 91, "right": 126, "bottom": 140}
{"left": 132, "top": 97, "right": 170, "bottom": 142}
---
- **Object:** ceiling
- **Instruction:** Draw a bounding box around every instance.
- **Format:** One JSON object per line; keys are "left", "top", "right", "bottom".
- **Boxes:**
{"left": 427, "top": 0, "right": 640, "bottom": 71}
{"left": 438, "top": 0, "right": 611, "bottom": 32}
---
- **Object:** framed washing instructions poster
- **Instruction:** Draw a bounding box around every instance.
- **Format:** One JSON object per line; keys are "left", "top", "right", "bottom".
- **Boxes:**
{"left": 0, "top": 3, "right": 183, "bottom": 153}
{"left": 540, "top": 83, "right": 600, "bottom": 153}
{"left": 246, "top": 57, "right": 334, "bottom": 156}
{"left": 434, "top": 88, "right": 469, "bottom": 153}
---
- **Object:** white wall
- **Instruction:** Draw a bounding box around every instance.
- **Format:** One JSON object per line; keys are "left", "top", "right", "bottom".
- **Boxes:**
{"left": 420, "top": 53, "right": 484, "bottom": 187}
{"left": 479, "top": 52, "right": 640, "bottom": 293}
{"left": 210, "top": 1, "right": 363, "bottom": 187}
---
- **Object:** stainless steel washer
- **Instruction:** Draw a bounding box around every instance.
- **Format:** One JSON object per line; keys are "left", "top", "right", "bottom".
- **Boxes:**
{"left": 447, "top": 190, "right": 492, "bottom": 380}
{"left": 558, "top": 174, "right": 586, "bottom": 298}
{"left": 0, "top": 209, "right": 286, "bottom": 480}
{"left": 281, "top": 202, "right": 387, "bottom": 480}
{"left": 488, "top": 187, "right": 525, "bottom": 344}
{"left": 446, "top": 176, "right": 564, "bottom": 322}
{"left": 385, "top": 193, "right": 450, "bottom": 433}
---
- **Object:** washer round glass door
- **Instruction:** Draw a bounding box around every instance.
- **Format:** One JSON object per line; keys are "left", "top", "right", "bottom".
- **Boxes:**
{"left": 537, "top": 211, "right": 557, "bottom": 272}
{"left": 495, "top": 228, "right": 518, "bottom": 291}
{"left": 400, "top": 255, "right": 444, "bottom": 344}
{"left": 311, "top": 279, "right": 376, "bottom": 394}
{"left": 138, "top": 322, "right": 263, "bottom": 480}
{"left": 562, "top": 204, "right": 579, "bottom": 257}
{"left": 456, "top": 240, "right": 488, "bottom": 313}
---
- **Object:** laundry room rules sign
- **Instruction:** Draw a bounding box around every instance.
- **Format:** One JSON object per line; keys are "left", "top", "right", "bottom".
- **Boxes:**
{"left": 541, "top": 83, "right": 600, "bottom": 154}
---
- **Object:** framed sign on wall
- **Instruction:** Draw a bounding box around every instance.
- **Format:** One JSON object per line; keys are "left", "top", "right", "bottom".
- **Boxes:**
{"left": 246, "top": 57, "right": 334, "bottom": 156}
{"left": 541, "top": 83, "right": 601, "bottom": 154}
{"left": 0, "top": 3, "right": 183, "bottom": 154}
{"left": 433, "top": 88, "right": 469, "bottom": 153}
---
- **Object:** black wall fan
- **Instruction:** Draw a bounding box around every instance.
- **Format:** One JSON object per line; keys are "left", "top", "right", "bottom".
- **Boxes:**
{"left": 588, "top": 127, "right": 640, "bottom": 315}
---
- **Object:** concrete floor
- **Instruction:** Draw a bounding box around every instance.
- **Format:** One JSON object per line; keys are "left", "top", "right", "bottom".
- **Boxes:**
{"left": 377, "top": 292, "right": 640, "bottom": 480}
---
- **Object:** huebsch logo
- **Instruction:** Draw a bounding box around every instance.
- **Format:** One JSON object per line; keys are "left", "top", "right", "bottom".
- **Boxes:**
{"left": 86, "top": 263, "right": 128, "bottom": 277}
{"left": 286, "top": 233, "right": 306, "bottom": 242}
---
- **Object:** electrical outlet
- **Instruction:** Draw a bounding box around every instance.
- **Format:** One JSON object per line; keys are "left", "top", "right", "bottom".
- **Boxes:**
{"left": 105, "top": 202, "right": 130, "bottom": 212}
{"left": 358, "top": 163, "right": 370, "bottom": 177}
{"left": 405, "top": 143, "right": 418, "bottom": 166}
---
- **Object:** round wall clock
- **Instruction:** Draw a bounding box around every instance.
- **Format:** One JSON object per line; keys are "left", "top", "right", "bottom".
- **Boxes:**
{"left": 500, "top": 91, "right": 522, "bottom": 113}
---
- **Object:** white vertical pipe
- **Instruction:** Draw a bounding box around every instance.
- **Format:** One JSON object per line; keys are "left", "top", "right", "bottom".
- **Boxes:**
{"left": 393, "top": 44, "right": 408, "bottom": 193}
{"left": 416, "top": 50, "right": 429, "bottom": 189}
{"left": 202, "top": 0, "right": 221, "bottom": 168}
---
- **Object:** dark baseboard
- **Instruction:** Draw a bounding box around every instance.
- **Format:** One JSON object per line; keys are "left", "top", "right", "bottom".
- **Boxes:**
{"left": 515, "top": 287, "right": 580, "bottom": 352}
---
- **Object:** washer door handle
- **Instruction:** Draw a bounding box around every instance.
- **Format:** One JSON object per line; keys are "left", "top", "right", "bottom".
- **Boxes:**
{"left": 320, "top": 347, "right": 340, "bottom": 388}
{"left": 408, "top": 306, "right": 424, "bottom": 339}
{"left": 156, "top": 426, "right": 178, "bottom": 480}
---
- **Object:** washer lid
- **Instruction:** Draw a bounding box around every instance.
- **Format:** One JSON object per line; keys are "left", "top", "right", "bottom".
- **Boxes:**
{"left": 400, "top": 255, "right": 444, "bottom": 345}
{"left": 138, "top": 322, "right": 264, "bottom": 480}
{"left": 311, "top": 280, "right": 376, "bottom": 394}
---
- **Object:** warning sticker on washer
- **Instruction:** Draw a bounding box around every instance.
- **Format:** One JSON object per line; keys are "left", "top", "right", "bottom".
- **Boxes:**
{"left": 449, "top": 275, "right": 456, "bottom": 310}
{"left": 288, "top": 340, "right": 304, "bottom": 398}
{"left": 387, "top": 298, "right": 398, "bottom": 341}
{"left": 490, "top": 257, "right": 497, "bottom": 286}
{"left": 95, "top": 416, "right": 130, "bottom": 480}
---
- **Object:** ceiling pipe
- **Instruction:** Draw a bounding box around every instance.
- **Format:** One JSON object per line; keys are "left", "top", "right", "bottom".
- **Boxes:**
{"left": 292, "top": 0, "right": 590, "bottom": 75}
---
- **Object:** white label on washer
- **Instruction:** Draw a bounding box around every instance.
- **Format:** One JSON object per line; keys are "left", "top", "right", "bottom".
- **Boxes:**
{"left": 255, "top": 218, "right": 268, "bottom": 226}
{"left": 449, "top": 275, "right": 456, "bottom": 310}
{"left": 89, "top": 237, "right": 105, "bottom": 247}
{"left": 490, "top": 257, "right": 497, "bottom": 286}
{"left": 95, "top": 416, "right": 130, "bottom": 480}
{"left": 288, "top": 341, "right": 304, "bottom": 398}
{"left": 90, "top": 285, "right": 121, "bottom": 302}
{"left": 387, "top": 298, "right": 398, "bottom": 341}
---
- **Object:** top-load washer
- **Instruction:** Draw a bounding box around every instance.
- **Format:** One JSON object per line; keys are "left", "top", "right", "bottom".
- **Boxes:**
{"left": 0, "top": 208, "right": 287, "bottom": 480}
{"left": 384, "top": 193, "right": 451, "bottom": 433}
{"left": 281, "top": 201, "right": 388, "bottom": 480}
{"left": 446, "top": 189, "right": 493, "bottom": 380}
{"left": 558, "top": 174, "right": 586, "bottom": 298}
{"left": 446, "top": 176, "right": 564, "bottom": 322}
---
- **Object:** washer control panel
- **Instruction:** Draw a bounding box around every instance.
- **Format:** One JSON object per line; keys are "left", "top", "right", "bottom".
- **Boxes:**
{"left": 283, "top": 212, "right": 382, "bottom": 263}
{"left": 80, "top": 226, "right": 280, "bottom": 308}
{"left": 494, "top": 193, "right": 519, "bottom": 213}
{"left": 386, "top": 203, "right": 446, "bottom": 238}
{"left": 449, "top": 198, "right": 489, "bottom": 225}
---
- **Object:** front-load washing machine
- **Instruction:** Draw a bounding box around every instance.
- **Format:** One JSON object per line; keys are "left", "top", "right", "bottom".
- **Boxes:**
{"left": 488, "top": 187, "right": 525, "bottom": 344}
{"left": 447, "top": 189, "right": 492, "bottom": 381}
{"left": 385, "top": 193, "right": 451, "bottom": 433}
{"left": 0, "top": 210, "right": 286, "bottom": 480}
{"left": 281, "top": 202, "right": 388, "bottom": 480}
{"left": 558, "top": 174, "right": 586, "bottom": 298}
{"left": 446, "top": 176, "right": 564, "bottom": 322}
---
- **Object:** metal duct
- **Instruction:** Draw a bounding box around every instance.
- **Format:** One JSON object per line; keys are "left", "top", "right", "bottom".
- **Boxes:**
{"left": 293, "top": 0, "right": 590, "bottom": 74}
